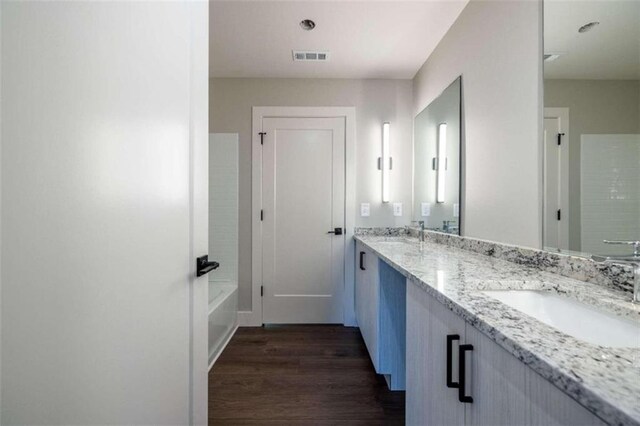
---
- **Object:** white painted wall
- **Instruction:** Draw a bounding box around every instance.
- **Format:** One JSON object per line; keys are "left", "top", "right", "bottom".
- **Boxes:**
{"left": 210, "top": 78, "right": 413, "bottom": 311}
{"left": 413, "top": 0, "right": 543, "bottom": 248}
{"left": 1, "top": 2, "right": 208, "bottom": 423}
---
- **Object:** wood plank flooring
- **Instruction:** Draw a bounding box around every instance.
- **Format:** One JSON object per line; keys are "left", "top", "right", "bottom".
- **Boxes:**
{"left": 209, "top": 325, "right": 405, "bottom": 425}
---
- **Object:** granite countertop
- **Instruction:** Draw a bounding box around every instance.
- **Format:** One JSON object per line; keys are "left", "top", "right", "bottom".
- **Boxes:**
{"left": 355, "top": 235, "right": 640, "bottom": 426}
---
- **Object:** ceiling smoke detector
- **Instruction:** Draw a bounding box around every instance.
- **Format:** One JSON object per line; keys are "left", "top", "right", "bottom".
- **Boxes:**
{"left": 578, "top": 21, "right": 600, "bottom": 33}
{"left": 300, "top": 19, "right": 316, "bottom": 31}
{"left": 292, "top": 50, "right": 330, "bottom": 62}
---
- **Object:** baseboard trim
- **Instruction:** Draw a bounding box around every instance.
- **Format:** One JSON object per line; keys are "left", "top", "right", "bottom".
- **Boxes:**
{"left": 237, "top": 310, "right": 262, "bottom": 327}
{"left": 208, "top": 324, "right": 238, "bottom": 371}
{"left": 237, "top": 310, "right": 357, "bottom": 327}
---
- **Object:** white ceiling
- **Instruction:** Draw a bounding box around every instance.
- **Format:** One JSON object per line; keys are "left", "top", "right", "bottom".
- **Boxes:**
{"left": 210, "top": 1, "right": 468, "bottom": 79}
{"left": 544, "top": 0, "right": 640, "bottom": 80}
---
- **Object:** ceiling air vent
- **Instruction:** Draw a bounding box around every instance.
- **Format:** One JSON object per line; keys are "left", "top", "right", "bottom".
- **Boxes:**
{"left": 292, "top": 50, "right": 330, "bottom": 62}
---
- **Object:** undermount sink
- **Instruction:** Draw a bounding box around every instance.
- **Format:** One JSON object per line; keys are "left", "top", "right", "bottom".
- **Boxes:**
{"left": 482, "top": 290, "right": 640, "bottom": 348}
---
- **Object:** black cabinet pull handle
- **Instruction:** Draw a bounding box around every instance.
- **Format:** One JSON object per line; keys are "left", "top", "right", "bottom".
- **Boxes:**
{"left": 458, "top": 344, "right": 474, "bottom": 403}
{"left": 446, "top": 334, "right": 460, "bottom": 388}
{"left": 196, "top": 255, "right": 219, "bottom": 277}
{"left": 359, "top": 251, "right": 366, "bottom": 271}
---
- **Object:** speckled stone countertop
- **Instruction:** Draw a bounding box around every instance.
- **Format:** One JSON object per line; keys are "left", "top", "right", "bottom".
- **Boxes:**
{"left": 355, "top": 235, "right": 640, "bottom": 426}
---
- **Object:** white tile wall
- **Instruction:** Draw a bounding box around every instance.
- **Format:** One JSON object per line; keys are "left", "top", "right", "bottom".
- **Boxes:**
{"left": 580, "top": 134, "right": 640, "bottom": 255}
{"left": 209, "top": 133, "right": 239, "bottom": 300}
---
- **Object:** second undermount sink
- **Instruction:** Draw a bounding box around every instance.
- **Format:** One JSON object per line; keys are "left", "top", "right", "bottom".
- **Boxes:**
{"left": 482, "top": 290, "right": 640, "bottom": 348}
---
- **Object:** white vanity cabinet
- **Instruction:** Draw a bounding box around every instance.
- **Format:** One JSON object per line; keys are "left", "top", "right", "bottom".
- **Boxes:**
{"left": 406, "top": 282, "right": 606, "bottom": 426}
{"left": 463, "top": 324, "right": 530, "bottom": 425}
{"left": 407, "top": 282, "right": 465, "bottom": 425}
{"left": 355, "top": 241, "right": 381, "bottom": 371}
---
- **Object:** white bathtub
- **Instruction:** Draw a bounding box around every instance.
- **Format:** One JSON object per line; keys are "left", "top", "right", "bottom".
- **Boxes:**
{"left": 208, "top": 282, "right": 238, "bottom": 368}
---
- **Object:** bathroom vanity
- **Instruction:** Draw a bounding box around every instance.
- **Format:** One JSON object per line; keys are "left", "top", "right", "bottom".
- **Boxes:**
{"left": 354, "top": 232, "right": 640, "bottom": 426}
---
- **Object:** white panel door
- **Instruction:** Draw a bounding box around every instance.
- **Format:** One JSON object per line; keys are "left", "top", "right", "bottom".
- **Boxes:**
{"left": 544, "top": 117, "right": 562, "bottom": 249}
{"left": 543, "top": 109, "right": 569, "bottom": 251}
{"left": 262, "top": 117, "right": 345, "bottom": 324}
{"left": 1, "top": 2, "right": 208, "bottom": 424}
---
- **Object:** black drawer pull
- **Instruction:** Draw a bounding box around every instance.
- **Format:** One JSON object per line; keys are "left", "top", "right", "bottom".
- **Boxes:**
{"left": 446, "top": 334, "right": 460, "bottom": 388}
{"left": 458, "top": 344, "right": 474, "bottom": 403}
{"left": 359, "top": 251, "right": 366, "bottom": 271}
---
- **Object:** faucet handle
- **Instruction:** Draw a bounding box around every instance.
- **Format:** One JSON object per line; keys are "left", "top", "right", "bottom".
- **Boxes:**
{"left": 603, "top": 240, "right": 640, "bottom": 256}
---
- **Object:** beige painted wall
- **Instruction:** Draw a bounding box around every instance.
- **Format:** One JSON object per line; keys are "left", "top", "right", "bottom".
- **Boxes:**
{"left": 210, "top": 78, "right": 413, "bottom": 311}
{"left": 413, "top": 0, "right": 543, "bottom": 249}
{"left": 544, "top": 79, "right": 640, "bottom": 251}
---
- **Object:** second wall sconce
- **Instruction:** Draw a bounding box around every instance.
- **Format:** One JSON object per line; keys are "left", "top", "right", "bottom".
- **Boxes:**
{"left": 436, "top": 123, "right": 447, "bottom": 203}
{"left": 379, "top": 122, "right": 392, "bottom": 203}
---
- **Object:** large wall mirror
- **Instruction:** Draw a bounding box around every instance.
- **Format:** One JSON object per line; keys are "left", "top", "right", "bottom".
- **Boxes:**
{"left": 543, "top": 1, "right": 640, "bottom": 257}
{"left": 413, "top": 77, "right": 462, "bottom": 235}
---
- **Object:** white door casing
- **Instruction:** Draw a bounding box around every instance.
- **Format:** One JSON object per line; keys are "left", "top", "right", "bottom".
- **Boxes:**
{"left": 1, "top": 2, "right": 208, "bottom": 424}
{"left": 262, "top": 117, "right": 345, "bottom": 323}
{"left": 543, "top": 108, "right": 570, "bottom": 251}
{"left": 248, "top": 107, "right": 356, "bottom": 327}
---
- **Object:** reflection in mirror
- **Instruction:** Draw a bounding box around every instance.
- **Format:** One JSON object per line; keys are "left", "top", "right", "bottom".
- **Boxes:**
{"left": 543, "top": 1, "right": 640, "bottom": 258}
{"left": 413, "top": 77, "right": 461, "bottom": 235}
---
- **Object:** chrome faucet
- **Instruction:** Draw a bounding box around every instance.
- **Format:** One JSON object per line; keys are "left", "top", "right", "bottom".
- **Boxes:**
{"left": 603, "top": 240, "right": 640, "bottom": 258}
{"left": 594, "top": 240, "right": 640, "bottom": 303}
{"left": 410, "top": 220, "right": 426, "bottom": 242}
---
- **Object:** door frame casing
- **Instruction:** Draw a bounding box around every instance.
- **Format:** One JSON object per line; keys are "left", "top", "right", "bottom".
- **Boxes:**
{"left": 543, "top": 107, "right": 570, "bottom": 250}
{"left": 244, "top": 106, "right": 356, "bottom": 327}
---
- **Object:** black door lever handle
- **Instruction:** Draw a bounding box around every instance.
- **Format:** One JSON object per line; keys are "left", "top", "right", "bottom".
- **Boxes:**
{"left": 327, "top": 228, "right": 343, "bottom": 235}
{"left": 196, "top": 255, "right": 219, "bottom": 277}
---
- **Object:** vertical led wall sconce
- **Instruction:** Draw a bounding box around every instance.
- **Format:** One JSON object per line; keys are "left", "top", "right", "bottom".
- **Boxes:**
{"left": 380, "top": 122, "right": 391, "bottom": 203}
{"left": 436, "top": 123, "right": 447, "bottom": 203}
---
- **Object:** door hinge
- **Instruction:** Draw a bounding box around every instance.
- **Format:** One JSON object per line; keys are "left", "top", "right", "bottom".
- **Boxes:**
{"left": 259, "top": 132, "right": 266, "bottom": 145}
{"left": 261, "top": 286, "right": 264, "bottom": 297}
{"left": 260, "top": 209, "right": 264, "bottom": 221}
{"left": 557, "top": 209, "right": 561, "bottom": 221}
{"left": 557, "top": 133, "right": 565, "bottom": 146}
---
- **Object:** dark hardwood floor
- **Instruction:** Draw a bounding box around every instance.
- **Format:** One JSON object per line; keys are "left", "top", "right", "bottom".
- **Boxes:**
{"left": 209, "top": 325, "right": 405, "bottom": 425}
